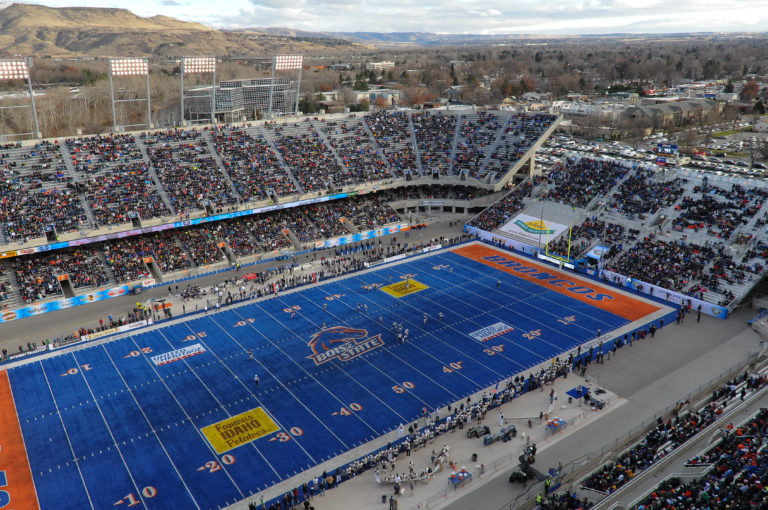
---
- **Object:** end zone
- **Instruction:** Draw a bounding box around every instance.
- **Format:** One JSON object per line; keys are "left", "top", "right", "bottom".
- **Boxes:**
{"left": 452, "top": 244, "right": 660, "bottom": 321}
{"left": 0, "top": 371, "right": 39, "bottom": 510}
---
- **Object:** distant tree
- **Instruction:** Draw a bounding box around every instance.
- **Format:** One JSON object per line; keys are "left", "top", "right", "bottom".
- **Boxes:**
{"left": 339, "top": 87, "right": 356, "bottom": 107}
{"left": 299, "top": 95, "right": 318, "bottom": 114}
{"left": 741, "top": 80, "right": 760, "bottom": 101}
{"left": 702, "top": 58, "right": 720, "bottom": 79}
{"left": 723, "top": 81, "right": 734, "bottom": 93}
{"left": 520, "top": 76, "right": 535, "bottom": 93}
{"left": 374, "top": 96, "right": 388, "bottom": 110}
{"left": 755, "top": 99, "right": 766, "bottom": 115}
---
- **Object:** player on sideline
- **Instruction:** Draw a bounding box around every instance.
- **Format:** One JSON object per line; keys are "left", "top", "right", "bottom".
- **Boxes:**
{"left": 323, "top": 302, "right": 328, "bottom": 312}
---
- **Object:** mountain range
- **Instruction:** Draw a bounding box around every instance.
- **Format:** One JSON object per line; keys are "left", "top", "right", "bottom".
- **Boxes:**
{"left": 0, "top": 2, "right": 759, "bottom": 58}
{"left": 0, "top": 3, "right": 362, "bottom": 57}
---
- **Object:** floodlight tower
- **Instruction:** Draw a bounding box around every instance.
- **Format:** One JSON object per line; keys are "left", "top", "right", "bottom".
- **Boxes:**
{"left": 0, "top": 58, "right": 40, "bottom": 139}
{"left": 268, "top": 55, "right": 303, "bottom": 118}
{"left": 180, "top": 56, "right": 216, "bottom": 125}
{"left": 108, "top": 57, "right": 151, "bottom": 132}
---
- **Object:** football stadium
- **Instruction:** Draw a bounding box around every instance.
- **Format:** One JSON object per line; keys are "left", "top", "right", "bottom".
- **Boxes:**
{"left": 1, "top": 107, "right": 767, "bottom": 510}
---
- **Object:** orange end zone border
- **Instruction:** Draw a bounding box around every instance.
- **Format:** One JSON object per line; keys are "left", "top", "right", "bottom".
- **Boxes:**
{"left": 452, "top": 244, "right": 660, "bottom": 321}
{"left": 0, "top": 370, "right": 39, "bottom": 510}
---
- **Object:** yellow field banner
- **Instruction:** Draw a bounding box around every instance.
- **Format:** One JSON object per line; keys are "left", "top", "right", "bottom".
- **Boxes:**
{"left": 201, "top": 407, "right": 279, "bottom": 453}
{"left": 380, "top": 279, "right": 429, "bottom": 298}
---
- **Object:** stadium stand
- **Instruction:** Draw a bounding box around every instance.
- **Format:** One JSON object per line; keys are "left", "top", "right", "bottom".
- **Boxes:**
{"left": 577, "top": 373, "right": 766, "bottom": 499}
{"left": 452, "top": 111, "right": 506, "bottom": 177}
{"left": 209, "top": 125, "right": 298, "bottom": 201}
{"left": 143, "top": 128, "right": 238, "bottom": 214}
{"left": 364, "top": 110, "right": 418, "bottom": 177}
{"left": 483, "top": 113, "right": 557, "bottom": 180}
{"left": 65, "top": 134, "right": 168, "bottom": 226}
{"left": 633, "top": 406, "right": 768, "bottom": 510}
{"left": 266, "top": 119, "right": 350, "bottom": 191}
{"left": 411, "top": 110, "right": 458, "bottom": 175}
{"left": 1, "top": 109, "right": 767, "bottom": 315}
{"left": 316, "top": 116, "right": 393, "bottom": 183}
{"left": 13, "top": 247, "right": 110, "bottom": 303}
{"left": 1, "top": 141, "right": 86, "bottom": 240}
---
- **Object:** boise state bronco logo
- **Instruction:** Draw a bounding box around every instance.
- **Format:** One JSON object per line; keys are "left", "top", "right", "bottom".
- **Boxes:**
{"left": 513, "top": 219, "right": 554, "bottom": 234}
{"left": 307, "top": 326, "right": 384, "bottom": 366}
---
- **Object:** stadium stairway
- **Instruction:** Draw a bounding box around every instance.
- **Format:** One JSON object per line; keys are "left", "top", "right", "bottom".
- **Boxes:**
{"left": 95, "top": 250, "right": 119, "bottom": 287}
{"left": 445, "top": 114, "right": 463, "bottom": 176}
{"left": 477, "top": 112, "right": 514, "bottom": 179}
{"left": 308, "top": 118, "right": 347, "bottom": 169}
{"left": 136, "top": 137, "right": 176, "bottom": 215}
{"left": 254, "top": 125, "right": 305, "bottom": 194}
{"left": 203, "top": 131, "right": 245, "bottom": 204}
{"left": 135, "top": 137, "right": 177, "bottom": 216}
{"left": 407, "top": 112, "right": 425, "bottom": 176}
{"left": 284, "top": 228, "right": 304, "bottom": 250}
{"left": 341, "top": 218, "right": 359, "bottom": 235}
{"left": 0, "top": 260, "right": 22, "bottom": 310}
{"left": 358, "top": 115, "right": 398, "bottom": 179}
{"left": 58, "top": 142, "right": 98, "bottom": 229}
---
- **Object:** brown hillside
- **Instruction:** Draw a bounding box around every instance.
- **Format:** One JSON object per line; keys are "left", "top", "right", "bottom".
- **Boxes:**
{"left": 0, "top": 3, "right": 362, "bottom": 57}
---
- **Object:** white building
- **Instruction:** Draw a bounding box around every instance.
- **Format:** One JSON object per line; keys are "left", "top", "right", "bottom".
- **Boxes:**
{"left": 365, "top": 61, "right": 395, "bottom": 71}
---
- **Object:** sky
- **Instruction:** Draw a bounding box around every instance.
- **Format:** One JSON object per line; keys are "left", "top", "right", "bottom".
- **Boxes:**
{"left": 5, "top": 0, "right": 768, "bottom": 34}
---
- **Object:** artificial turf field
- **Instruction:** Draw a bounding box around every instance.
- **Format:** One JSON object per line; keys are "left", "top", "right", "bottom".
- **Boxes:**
{"left": 0, "top": 243, "right": 661, "bottom": 509}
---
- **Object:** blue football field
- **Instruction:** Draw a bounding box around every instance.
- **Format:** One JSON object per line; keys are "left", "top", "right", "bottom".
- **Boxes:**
{"left": 3, "top": 243, "right": 661, "bottom": 509}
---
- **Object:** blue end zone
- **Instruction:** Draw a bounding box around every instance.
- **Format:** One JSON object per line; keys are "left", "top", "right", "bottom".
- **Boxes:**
{"left": 8, "top": 247, "right": 663, "bottom": 509}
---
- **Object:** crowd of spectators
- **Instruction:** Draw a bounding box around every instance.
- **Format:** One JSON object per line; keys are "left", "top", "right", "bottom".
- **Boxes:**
{"left": 0, "top": 141, "right": 86, "bottom": 240}
{"left": 14, "top": 248, "right": 109, "bottom": 303}
{"left": 268, "top": 120, "right": 347, "bottom": 191}
{"left": 606, "top": 236, "right": 715, "bottom": 293}
{"left": 542, "top": 158, "right": 630, "bottom": 208}
{"left": 176, "top": 226, "right": 228, "bottom": 267}
{"left": 547, "top": 219, "right": 628, "bottom": 259}
{"left": 210, "top": 126, "right": 297, "bottom": 201}
{"left": 608, "top": 170, "right": 685, "bottom": 218}
{"left": 483, "top": 113, "right": 556, "bottom": 180}
{"left": 247, "top": 210, "right": 294, "bottom": 252}
{"left": 452, "top": 112, "right": 503, "bottom": 177}
{"left": 580, "top": 372, "right": 766, "bottom": 502}
{"left": 364, "top": 110, "right": 417, "bottom": 176}
{"left": 103, "top": 232, "right": 191, "bottom": 282}
{"left": 638, "top": 405, "right": 768, "bottom": 509}
{"left": 318, "top": 117, "right": 392, "bottom": 183}
{"left": 469, "top": 178, "right": 543, "bottom": 231}
{"left": 411, "top": 111, "right": 457, "bottom": 175}
{"left": 67, "top": 134, "right": 168, "bottom": 226}
{"left": 217, "top": 219, "right": 261, "bottom": 258}
{"left": 0, "top": 184, "right": 86, "bottom": 241}
{"left": 673, "top": 181, "right": 766, "bottom": 239}
{"left": 144, "top": 129, "right": 237, "bottom": 214}
{"left": 322, "top": 196, "right": 399, "bottom": 231}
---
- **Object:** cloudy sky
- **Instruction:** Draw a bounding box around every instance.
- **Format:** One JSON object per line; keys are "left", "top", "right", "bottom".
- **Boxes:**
{"left": 7, "top": 0, "right": 768, "bottom": 34}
